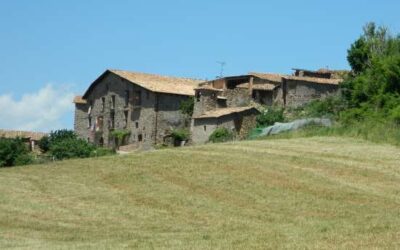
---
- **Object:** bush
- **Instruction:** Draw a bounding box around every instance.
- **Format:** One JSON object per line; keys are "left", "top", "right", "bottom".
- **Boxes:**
{"left": 179, "top": 97, "right": 194, "bottom": 117}
{"left": 256, "top": 107, "right": 284, "bottom": 127}
{"left": 0, "top": 137, "right": 33, "bottom": 167}
{"left": 171, "top": 129, "right": 190, "bottom": 141}
{"left": 38, "top": 135, "right": 50, "bottom": 153}
{"left": 209, "top": 127, "right": 234, "bottom": 143}
{"left": 110, "top": 129, "right": 131, "bottom": 149}
{"left": 49, "top": 138, "right": 95, "bottom": 160}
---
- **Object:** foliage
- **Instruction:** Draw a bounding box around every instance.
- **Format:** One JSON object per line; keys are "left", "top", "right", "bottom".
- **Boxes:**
{"left": 342, "top": 22, "right": 400, "bottom": 121}
{"left": 50, "top": 138, "right": 96, "bottom": 160}
{"left": 0, "top": 137, "right": 33, "bottom": 167}
{"left": 110, "top": 129, "right": 131, "bottom": 149}
{"left": 90, "top": 147, "right": 116, "bottom": 157}
{"left": 256, "top": 107, "right": 284, "bottom": 127}
{"left": 209, "top": 127, "right": 234, "bottom": 143}
{"left": 38, "top": 135, "right": 50, "bottom": 153}
{"left": 171, "top": 129, "right": 190, "bottom": 141}
{"left": 179, "top": 97, "right": 194, "bottom": 117}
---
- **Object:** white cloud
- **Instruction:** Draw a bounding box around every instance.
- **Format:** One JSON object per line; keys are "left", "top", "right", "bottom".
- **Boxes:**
{"left": 0, "top": 84, "right": 75, "bottom": 132}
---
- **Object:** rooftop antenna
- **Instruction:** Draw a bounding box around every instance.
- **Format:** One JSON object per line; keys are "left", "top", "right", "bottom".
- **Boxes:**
{"left": 216, "top": 61, "right": 226, "bottom": 78}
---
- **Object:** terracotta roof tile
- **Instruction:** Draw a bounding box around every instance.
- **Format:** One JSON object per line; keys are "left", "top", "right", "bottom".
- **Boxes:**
{"left": 249, "top": 72, "right": 285, "bottom": 83}
{"left": 194, "top": 106, "right": 258, "bottom": 119}
{"left": 283, "top": 75, "right": 342, "bottom": 85}
{"left": 110, "top": 69, "right": 203, "bottom": 96}
{"left": 73, "top": 95, "right": 87, "bottom": 104}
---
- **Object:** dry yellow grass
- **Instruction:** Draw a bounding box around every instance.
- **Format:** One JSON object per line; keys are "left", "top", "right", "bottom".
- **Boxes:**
{"left": 0, "top": 137, "right": 400, "bottom": 249}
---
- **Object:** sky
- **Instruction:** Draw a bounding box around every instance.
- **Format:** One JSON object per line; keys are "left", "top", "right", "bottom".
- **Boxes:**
{"left": 0, "top": 0, "right": 399, "bottom": 132}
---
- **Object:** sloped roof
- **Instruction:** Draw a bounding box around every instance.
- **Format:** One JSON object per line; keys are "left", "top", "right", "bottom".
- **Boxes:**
{"left": 194, "top": 85, "right": 223, "bottom": 92}
{"left": 249, "top": 72, "right": 284, "bottom": 83}
{"left": 82, "top": 69, "right": 203, "bottom": 99}
{"left": 194, "top": 106, "right": 258, "bottom": 119}
{"left": 73, "top": 95, "right": 87, "bottom": 104}
{"left": 110, "top": 69, "right": 203, "bottom": 96}
{"left": 0, "top": 129, "right": 47, "bottom": 141}
{"left": 283, "top": 75, "right": 342, "bottom": 85}
{"left": 236, "top": 82, "right": 278, "bottom": 91}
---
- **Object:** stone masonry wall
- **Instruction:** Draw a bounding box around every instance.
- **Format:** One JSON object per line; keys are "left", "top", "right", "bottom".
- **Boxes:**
{"left": 285, "top": 80, "right": 338, "bottom": 107}
{"left": 75, "top": 72, "right": 190, "bottom": 148}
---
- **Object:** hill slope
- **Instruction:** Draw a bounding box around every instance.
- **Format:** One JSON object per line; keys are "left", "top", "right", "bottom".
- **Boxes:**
{"left": 1, "top": 137, "right": 400, "bottom": 249}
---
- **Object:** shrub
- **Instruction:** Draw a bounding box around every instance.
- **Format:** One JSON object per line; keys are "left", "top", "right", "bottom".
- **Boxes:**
{"left": 171, "top": 129, "right": 190, "bottom": 142}
{"left": 209, "top": 127, "right": 234, "bottom": 143}
{"left": 0, "top": 137, "right": 33, "bottom": 167}
{"left": 179, "top": 97, "right": 194, "bottom": 117}
{"left": 38, "top": 135, "right": 50, "bottom": 153}
{"left": 110, "top": 129, "right": 131, "bottom": 149}
{"left": 256, "top": 107, "right": 284, "bottom": 127}
{"left": 49, "top": 138, "right": 95, "bottom": 160}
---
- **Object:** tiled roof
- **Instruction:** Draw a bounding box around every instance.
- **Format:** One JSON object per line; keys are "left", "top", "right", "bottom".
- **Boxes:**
{"left": 283, "top": 76, "right": 342, "bottom": 85}
{"left": 110, "top": 69, "right": 203, "bottom": 96}
{"left": 194, "top": 106, "right": 258, "bottom": 119}
{"left": 194, "top": 85, "right": 223, "bottom": 91}
{"left": 236, "top": 82, "right": 278, "bottom": 91}
{"left": 249, "top": 72, "right": 285, "bottom": 83}
{"left": 0, "top": 129, "right": 47, "bottom": 141}
{"left": 73, "top": 95, "right": 87, "bottom": 104}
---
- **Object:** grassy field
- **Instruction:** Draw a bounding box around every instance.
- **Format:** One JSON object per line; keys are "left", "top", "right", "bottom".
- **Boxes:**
{"left": 1, "top": 137, "right": 400, "bottom": 249}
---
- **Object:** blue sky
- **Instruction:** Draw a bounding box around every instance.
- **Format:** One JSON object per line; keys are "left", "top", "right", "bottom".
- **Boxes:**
{"left": 0, "top": 0, "right": 399, "bottom": 131}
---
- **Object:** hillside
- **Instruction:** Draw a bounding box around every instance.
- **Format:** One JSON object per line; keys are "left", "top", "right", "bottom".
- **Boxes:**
{"left": 1, "top": 137, "right": 400, "bottom": 249}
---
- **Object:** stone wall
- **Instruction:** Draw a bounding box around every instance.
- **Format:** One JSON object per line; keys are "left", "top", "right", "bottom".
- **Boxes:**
{"left": 284, "top": 80, "right": 338, "bottom": 107}
{"left": 193, "top": 90, "right": 218, "bottom": 117}
{"left": 224, "top": 88, "right": 251, "bottom": 107}
{"left": 75, "top": 72, "right": 190, "bottom": 148}
{"left": 191, "top": 109, "right": 259, "bottom": 145}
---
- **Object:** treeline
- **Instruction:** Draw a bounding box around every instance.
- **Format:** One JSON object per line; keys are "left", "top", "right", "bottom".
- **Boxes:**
{"left": 0, "top": 130, "right": 114, "bottom": 168}
{"left": 255, "top": 22, "right": 400, "bottom": 145}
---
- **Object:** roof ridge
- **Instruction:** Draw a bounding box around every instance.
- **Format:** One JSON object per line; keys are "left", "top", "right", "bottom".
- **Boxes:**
{"left": 108, "top": 69, "right": 204, "bottom": 82}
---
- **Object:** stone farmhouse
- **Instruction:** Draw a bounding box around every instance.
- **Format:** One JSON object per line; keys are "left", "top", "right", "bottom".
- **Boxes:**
{"left": 74, "top": 68, "right": 344, "bottom": 147}
{"left": 190, "top": 69, "right": 343, "bottom": 144}
{"left": 73, "top": 69, "right": 203, "bottom": 148}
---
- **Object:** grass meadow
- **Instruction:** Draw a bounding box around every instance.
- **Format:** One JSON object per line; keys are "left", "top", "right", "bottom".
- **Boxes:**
{"left": 1, "top": 137, "right": 400, "bottom": 249}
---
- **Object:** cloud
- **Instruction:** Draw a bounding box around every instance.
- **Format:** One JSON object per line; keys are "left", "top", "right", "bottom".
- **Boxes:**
{"left": 0, "top": 84, "right": 75, "bottom": 132}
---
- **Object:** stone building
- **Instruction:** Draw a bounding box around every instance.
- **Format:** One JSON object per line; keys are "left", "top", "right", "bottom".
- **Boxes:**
{"left": 191, "top": 83, "right": 260, "bottom": 145}
{"left": 191, "top": 68, "right": 344, "bottom": 144}
{"left": 73, "top": 69, "right": 202, "bottom": 148}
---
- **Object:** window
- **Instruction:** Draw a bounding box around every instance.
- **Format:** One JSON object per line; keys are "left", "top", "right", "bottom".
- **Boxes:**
{"left": 138, "top": 134, "right": 143, "bottom": 142}
{"left": 88, "top": 115, "right": 92, "bottom": 128}
{"left": 96, "top": 116, "right": 104, "bottom": 131}
{"left": 110, "top": 111, "right": 115, "bottom": 129}
{"left": 101, "top": 97, "right": 105, "bottom": 112}
{"left": 203, "top": 125, "right": 206, "bottom": 131}
{"left": 135, "top": 122, "right": 139, "bottom": 129}
{"left": 124, "top": 111, "right": 129, "bottom": 128}
{"left": 134, "top": 91, "right": 142, "bottom": 106}
{"left": 111, "top": 95, "right": 116, "bottom": 110}
{"left": 196, "top": 92, "right": 201, "bottom": 102}
{"left": 125, "top": 90, "right": 130, "bottom": 107}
